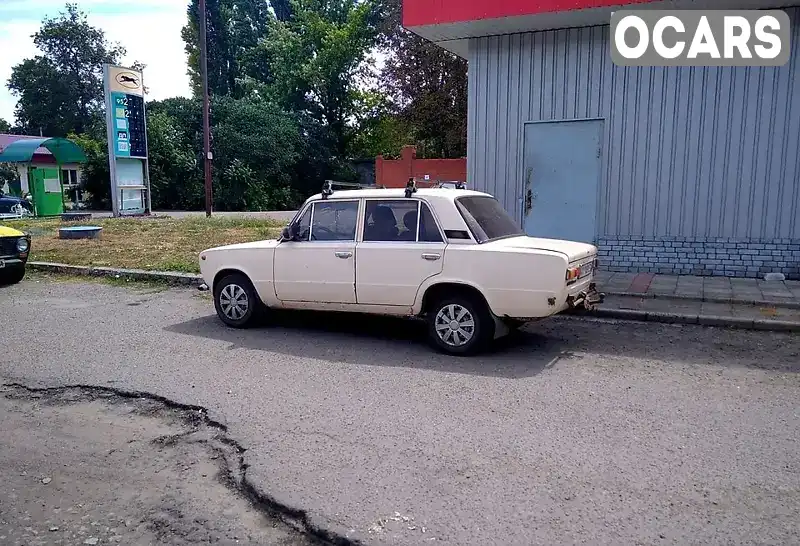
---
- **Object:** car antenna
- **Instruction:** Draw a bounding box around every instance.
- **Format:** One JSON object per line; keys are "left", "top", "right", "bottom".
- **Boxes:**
{"left": 405, "top": 177, "right": 417, "bottom": 198}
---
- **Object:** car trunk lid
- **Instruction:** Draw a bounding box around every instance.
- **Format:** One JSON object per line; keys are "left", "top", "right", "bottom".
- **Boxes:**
{"left": 489, "top": 236, "right": 597, "bottom": 262}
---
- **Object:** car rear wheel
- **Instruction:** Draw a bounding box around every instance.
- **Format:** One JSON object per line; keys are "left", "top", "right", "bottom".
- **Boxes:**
{"left": 426, "top": 295, "right": 493, "bottom": 356}
{"left": 213, "top": 273, "right": 262, "bottom": 328}
{"left": 0, "top": 266, "right": 25, "bottom": 286}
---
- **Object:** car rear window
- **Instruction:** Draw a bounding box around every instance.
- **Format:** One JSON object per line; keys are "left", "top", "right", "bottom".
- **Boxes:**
{"left": 455, "top": 196, "right": 524, "bottom": 244}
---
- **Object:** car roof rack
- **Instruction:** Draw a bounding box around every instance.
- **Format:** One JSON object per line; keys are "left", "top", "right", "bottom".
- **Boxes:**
{"left": 320, "top": 180, "right": 380, "bottom": 200}
{"left": 434, "top": 181, "right": 467, "bottom": 189}
{"left": 411, "top": 178, "right": 467, "bottom": 190}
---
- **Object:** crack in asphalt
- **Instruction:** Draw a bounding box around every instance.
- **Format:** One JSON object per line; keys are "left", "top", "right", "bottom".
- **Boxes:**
{"left": 2, "top": 381, "right": 365, "bottom": 546}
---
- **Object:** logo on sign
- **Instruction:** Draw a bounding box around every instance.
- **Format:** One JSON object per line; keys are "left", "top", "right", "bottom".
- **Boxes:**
{"left": 115, "top": 71, "right": 141, "bottom": 90}
{"left": 610, "top": 10, "right": 791, "bottom": 66}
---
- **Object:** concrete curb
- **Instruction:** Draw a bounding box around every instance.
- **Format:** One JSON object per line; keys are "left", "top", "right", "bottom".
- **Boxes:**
{"left": 28, "top": 261, "right": 204, "bottom": 287}
{"left": 603, "top": 289, "right": 800, "bottom": 309}
{"left": 585, "top": 308, "right": 800, "bottom": 332}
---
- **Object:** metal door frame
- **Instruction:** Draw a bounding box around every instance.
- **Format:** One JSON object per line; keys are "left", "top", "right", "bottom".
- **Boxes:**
{"left": 518, "top": 118, "right": 606, "bottom": 239}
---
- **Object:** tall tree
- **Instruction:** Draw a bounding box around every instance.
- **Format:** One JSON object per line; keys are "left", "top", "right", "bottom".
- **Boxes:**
{"left": 7, "top": 3, "right": 126, "bottom": 136}
{"left": 258, "top": 0, "right": 382, "bottom": 155}
{"left": 181, "top": 0, "right": 273, "bottom": 98}
{"left": 376, "top": 0, "right": 467, "bottom": 158}
{"left": 270, "top": 0, "right": 293, "bottom": 21}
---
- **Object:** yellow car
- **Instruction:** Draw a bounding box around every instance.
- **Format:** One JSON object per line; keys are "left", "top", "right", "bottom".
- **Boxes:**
{"left": 0, "top": 225, "right": 31, "bottom": 285}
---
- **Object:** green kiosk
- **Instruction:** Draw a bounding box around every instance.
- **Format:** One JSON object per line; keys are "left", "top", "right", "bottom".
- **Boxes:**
{"left": 0, "top": 138, "right": 87, "bottom": 217}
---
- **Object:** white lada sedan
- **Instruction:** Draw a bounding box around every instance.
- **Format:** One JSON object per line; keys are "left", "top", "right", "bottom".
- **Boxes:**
{"left": 199, "top": 183, "right": 603, "bottom": 356}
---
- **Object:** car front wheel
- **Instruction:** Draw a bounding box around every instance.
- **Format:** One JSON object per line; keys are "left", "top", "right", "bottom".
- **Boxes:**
{"left": 426, "top": 295, "right": 493, "bottom": 356}
{"left": 213, "top": 273, "right": 262, "bottom": 328}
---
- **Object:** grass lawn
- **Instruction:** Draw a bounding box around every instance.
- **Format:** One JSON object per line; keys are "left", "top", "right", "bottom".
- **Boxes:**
{"left": 4, "top": 216, "right": 285, "bottom": 273}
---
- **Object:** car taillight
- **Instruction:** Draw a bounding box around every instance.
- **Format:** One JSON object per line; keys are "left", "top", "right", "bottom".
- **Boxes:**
{"left": 566, "top": 267, "right": 580, "bottom": 283}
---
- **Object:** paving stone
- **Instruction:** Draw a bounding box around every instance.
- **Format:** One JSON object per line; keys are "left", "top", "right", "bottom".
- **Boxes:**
{"left": 598, "top": 272, "right": 800, "bottom": 310}
{"left": 732, "top": 289, "right": 764, "bottom": 300}
{"left": 677, "top": 275, "right": 705, "bottom": 282}
{"left": 641, "top": 298, "right": 701, "bottom": 315}
{"left": 760, "top": 289, "right": 793, "bottom": 298}
{"left": 703, "top": 277, "right": 731, "bottom": 288}
{"left": 596, "top": 293, "right": 800, "bottom": 331}
{"left": 611, "top": 272, "right": 638, "bottom": 282}
{"left": 730, "top": 278, "right": 759, "bottom": 287}
{"left": 652, "top": 275, "right": 680, "bottom": 284}
{"left": 594, "top": 271, "right": 613, "bottom": 283}
{"left": 650, "top": 287, "right": 677, "bottom": 296}
{"left": 676, "top": 291, "right": 703, "bottom": 299}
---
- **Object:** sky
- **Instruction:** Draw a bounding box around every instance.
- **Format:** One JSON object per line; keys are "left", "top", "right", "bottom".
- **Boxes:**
{"left": 0, "top": 0, "right": 191, "bottom": 126}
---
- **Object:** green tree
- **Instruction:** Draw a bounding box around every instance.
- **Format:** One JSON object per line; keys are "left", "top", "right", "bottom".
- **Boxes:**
{"left": 145, "top": 95, "right": 306, "bottom": 211}
{"left": 146, "top": 110, "right": 204, "bottom": 210}
{"left": 257, "top": 0, "right": 382, "bottom": 156}
{"left": 210, "top": 95, "right": 303, "bottom": 210}
{"left": 347, "top": 90, "right": 413, "bottom": 158}
{"left": 0, "top": 119, "right": 11, "bottom": 133}
{"left": 67, "top": 129, "right": 111, "bottom": 209}
{"left": 270, "top": 0, "right": 293, "bottom": 20}
{"left": 376, "top": 0, "right": 467, "bottom": 158}
{"left": 181, "top": 0, "right": 273, "bottom": 98}
{"left": 7, "top": 3, "right": 127, "bottom": 136}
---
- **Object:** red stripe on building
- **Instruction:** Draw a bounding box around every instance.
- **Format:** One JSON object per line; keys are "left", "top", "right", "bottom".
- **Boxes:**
{"left": 403, "top": 0, "right": 658, "bottom": 27}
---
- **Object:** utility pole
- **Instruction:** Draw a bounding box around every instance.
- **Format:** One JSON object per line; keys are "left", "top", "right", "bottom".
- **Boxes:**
{"left": 199, "top": 0, "right": 213, "bottom": 217}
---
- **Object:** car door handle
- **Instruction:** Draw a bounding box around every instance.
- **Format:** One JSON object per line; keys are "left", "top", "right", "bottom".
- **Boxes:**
{"left": 335, "top": 251, "right": 353, "bottom": 259}
{"left": 421, "top": 253, "right": 441, "bottom": 261}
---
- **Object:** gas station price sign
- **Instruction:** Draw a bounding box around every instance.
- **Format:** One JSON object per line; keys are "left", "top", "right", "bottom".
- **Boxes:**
{"left": 111, "top": 92, "right": 147, "bottom": 158}
{"left": 103, "top": 64, "right": 151, "bottom": 217}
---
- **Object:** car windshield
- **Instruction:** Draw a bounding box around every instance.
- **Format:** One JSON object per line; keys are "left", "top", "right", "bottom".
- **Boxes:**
{"left": 455, "top": 196, "right": 524, "bottom": 244}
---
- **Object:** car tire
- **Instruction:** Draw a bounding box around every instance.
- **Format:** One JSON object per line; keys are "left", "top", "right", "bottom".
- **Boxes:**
{"left": 426, "top": 294, "right": 494, "bottom": 356}
{"left": 213, "top": 273, "right": 263, "bottom": 328}
{"left": 0, "top": 266, "right": 25, "bottom": 286}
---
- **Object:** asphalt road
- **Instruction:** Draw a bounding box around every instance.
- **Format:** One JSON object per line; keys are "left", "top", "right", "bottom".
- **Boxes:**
{"left": 0, "top": 384, "right": 312, "bottom": 546}
{"left": 1, "top": 275, "right": 799, "bottom": 545}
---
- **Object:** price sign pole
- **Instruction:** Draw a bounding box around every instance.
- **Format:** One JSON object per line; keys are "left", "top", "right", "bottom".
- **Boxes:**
{"left": 103, "top": 64, "right": 151, "bottom": 217}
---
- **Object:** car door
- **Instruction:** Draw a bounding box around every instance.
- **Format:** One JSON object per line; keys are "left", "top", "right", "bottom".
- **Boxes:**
{"left": 273, "top": 199, "right": 360, "bottom": 304}
{"left": 356, "top": 198, "right": 446, "bottom": 307}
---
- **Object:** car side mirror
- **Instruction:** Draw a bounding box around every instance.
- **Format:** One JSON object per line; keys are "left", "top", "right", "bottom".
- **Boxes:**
{"left": 280, "top": 224, "right": 300, "bottom": 242}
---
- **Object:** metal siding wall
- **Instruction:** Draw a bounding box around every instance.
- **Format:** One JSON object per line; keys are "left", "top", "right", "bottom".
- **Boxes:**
{"left": 467, "top": 6, "right": 800, "bottom": 239}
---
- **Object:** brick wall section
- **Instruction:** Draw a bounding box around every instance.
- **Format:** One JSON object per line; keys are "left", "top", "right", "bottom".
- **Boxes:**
{"left": 376, "top": 146, "right": 466, "bottom": 188}
{"left": 597, "top": 237, "right": 800, "bottom": 280}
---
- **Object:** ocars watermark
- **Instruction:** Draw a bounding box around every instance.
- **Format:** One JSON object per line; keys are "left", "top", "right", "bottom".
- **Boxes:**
{"left": 611, "top": 10, "right": 791, "bottom": 66}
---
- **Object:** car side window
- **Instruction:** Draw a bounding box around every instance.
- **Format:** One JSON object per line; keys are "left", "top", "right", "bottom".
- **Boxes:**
{"left": 310, "top": 200, "right": 358, "bottom": 241}
{"left": 363, "top": 200, "right": 418, "bottom": 242}
{"left": 419, "top": 202, "right": 443, "bottom": 243}
{"left": 362, "top": 200, "right": 444, "bottom": 243}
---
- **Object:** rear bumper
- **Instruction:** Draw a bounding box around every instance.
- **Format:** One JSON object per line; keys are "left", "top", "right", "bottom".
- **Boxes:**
{"left": 565, "top": 283, "right": 605, "bottom": 311}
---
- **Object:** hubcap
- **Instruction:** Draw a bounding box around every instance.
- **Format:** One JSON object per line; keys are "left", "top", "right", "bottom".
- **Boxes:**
{"left": 434, "top": 304, "right": 475, "bottom": 347}
{"left": 219, "top": 284, "right": 249, "bottom": 320}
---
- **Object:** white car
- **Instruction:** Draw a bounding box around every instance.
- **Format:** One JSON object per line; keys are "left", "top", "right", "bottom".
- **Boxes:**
{"left": 199, "top": 184, "right": 603, "bottom": 355}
